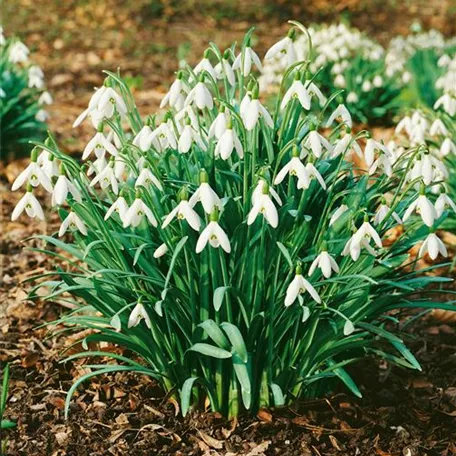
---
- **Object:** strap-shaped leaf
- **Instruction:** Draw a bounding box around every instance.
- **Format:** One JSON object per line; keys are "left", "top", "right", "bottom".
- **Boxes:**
{"left": 198, "top": 320, "right": 230, "bottom": 349}
{"left": 189, "top": 343, "right": 232, "bottom": 359}
{"left": 233, "top": 354, "right": 251, "bottom": 409}
{"left": 213, "top": 286, "right": 230, "bottom": 312}
{"left": 270, "top": 383, "right": 285, "bottom": 406}
{"left": 181, "top": 377, "right": 199, "bottom": 417}
{"left": 221, "top": 322, "right": 248, "bottom": 363}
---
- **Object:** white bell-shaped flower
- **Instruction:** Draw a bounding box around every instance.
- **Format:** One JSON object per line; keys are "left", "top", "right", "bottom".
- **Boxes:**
{"left": 196, "top": 210, "right": 231, "bottom": 254}
{"left": 185, "top": 80, "right": 214, "bottom": 110}
{"left": 419, "top": 232, "right": 447, "bottom": 261}
{"left": 52, "top": 167, "right": 82, "bottom": 206}
{"left": 160, "top": 72, "right": 189, "bottom": 111}
{"left": 403, "top": 191, "right": 437, "bottom": 227}
{"left": 104, "top": 195, "right": 129, "bottom": 221}
{"left": 373, "top": 201, "right": 402, "bottom": 226}
{"left": 82, "top": 131, "right": 118, "bottom": 160}
{"left": 123, "top": 194, "right": 158, "bottom": 228}
{"left": 326, "top": 104, "right": 352, "bottom": 129}
{"left": 193, "top": 52, "right": 217, "bottom": 80}
{"left": 329, "top": 204, "right": 349, "bottom": 227}
{"left": 304, "top": 161, "right": 326, "bottom": 190}
{"left": 162, "top": 189, "right": 201, "bottom": 232}
{"left": 264, "top": 31, "right": 297, "bottom": 67}
{"left": 90, "top": 160, "right": 119, "bottom": 194}
{"left": 274, "top": 146, "right": 310, "bottom": 188}
{"left": 150, "top": 121, "right": 178, "bottom": 152}
{"left": 209, "top": 109, "right": 229, "bottom": 140}
{"left": 243, "top": 90, "right": 274, "bottom": 131}
{"left": 153, "top": 243, "right": 168, "bottom": 259}
{"left": 59, "top": 212, "right": 88, "bottom": 237}
{"left": 214, "top": 119, "right": 243, "bottom": 161}
{"left": 135, "top": 167, "right": 163, "bottom": 191}
{"left": 128, "top": 301, "right": 152, "bottom": 329}
{"left": 233, "top": 45, "right": 262, "bottom": 77}
{"left": 189, "top": 170, "right": 222, "bottom": 214}
{"left": 214, "top": 52, "right": 236, "bottom": 86}
{"left": 11, "top": 186, "right": 45, "bottom": 221}
{"left": 247, "top": 181, "right": 279, "bottom": 228}
{"left": 309, "top": 248, "right": 339, "bottom": 279}
{"left": 178, "top": 119, "right": 207, "bottom": 153}
{"left": 435, "top": 190, "right": 456, "bottom": 218}
{"left": 285, "top": 264, "right": 321, "bottom": 306}
{"left": 133, "top": 125, "right": 154, "bottom": 152}
{"left": 343, "top": 217, "right": 382, "bottom": 261}
{"left": 302, "top": 129, "right": 332, "bottom": 159}
{"left": 12, "top": 149, "right": 53, "bottom": 193}
{"left": 8, "top": 41, "right": 29, "bottom": 63}
{"left": 364, "top": 138, "right": 391, "bottom": 168}
{"left": 280, "top": 73, "right": 311, "bottom": 111}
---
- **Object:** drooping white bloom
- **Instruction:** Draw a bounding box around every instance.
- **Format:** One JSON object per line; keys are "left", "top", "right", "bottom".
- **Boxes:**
{"left": 150, "top": 121, "right": 178, "bottom": 152}
{"left": 11, "top": 190, "right": 45, "bottom": 221}
{"left": 128, "top": 302, "right": 152, "bottom": 329}
{"left": 407, "top": 155, "right": 448, "bottom": 185}
{"left": 247, "top": 183, "right": 279, "bottom": 228}
{"left": 209, "top": 110, "right": 229, "bottom": 140}
{"left": 373, "top": 203, "right": 402, "bottom": 226}
{"left": 123, "top": 197, "right": 158, "bottom": 228}
{"left": 364, "top": 138, "right": 391, "bottom": 167}
{"left": 52, "top": 174, "right": 82, "bottom": 206}
{"left": 332, "top": 132, "right": 363, "bottom": 159}
{"left": 329, "top": 204, "right": 349, "bottom": 226}
{"left": 243, "top": 97, "right": 274, "bottom": 131}
{"left": 264, "top": 34, "right": 297, "bottom": 67}
{"left": 98, "top": 87, "right": 128, "bottom": 119}
{"left": 369, "top": 152, "right": 393, "bottom": 177}
{"left": 343, "top": 220, "right": 382, "bottom": 261}
{"left": 280, "top": 77, "right": 311, "bottom": 111}
{"left": 9, "top": 41, "right": 29, "bottom": 63}
{"left": 233, "top": 47, "right": 262, "bottom": 77}
{"left": 104, "top": 196, "right": 129, "bottom": 221}
{"left": 38, "top": 91, "right": 53, "bottom": 106}
{"left": 28, "top": 65, "right": 44, "bottom": 89}
{"left": 196, "top": 220, "right": 231, "bottom": 253}
{"left": 214, "top": 58, "right": 236, "bottom": 86}
{"left": 178, "top": 123, "right": 207, "bottom": 153}
{"left": 346, "top": 92, "right": 358, "bottom": 103}
{"left": 185, "top": 81, "right": 214, "bottom": 110}
{"left": 285, "top": 272, "right": 321, "bottom": 306}
{"left": 326, "top": 104, "right": 352, "bottom": 129}
{"left": 73, "top": 86, "right": 108, "bottom": 128}
{"left": 435, "top": 192, "right": 456, "bottom": 218}
{"left": 59, "top": 212, "right": 88, "bottom": 237}
{"left": 153, "top": 243, "right": 168, "bottom": 258}
{"left": 302, "top": 130, "right": 332, "bottom": 158}
{"left": 372, "top": 75, "right": 383, "bottom": 87}
{"left": 35, "top": 109, "right": 49, "bottom": 122}
{"left": 215, "top": 126, "right": 244, "bottom": 160}
{"left": 434, "top": 93, "right": 456, "bottom": 117}
{"left": 132, "top": 125, "right": 153, "bottom": 152}
{"left": 403, "top": 193, "right": 437, "bottom": 227}
{"left": 82, "top": 132, "right": 118, "bottom": 160}
{"left": 305, "top": 79, "right": 327, "bottom": 106}
{"left": 12, "top": 160, "right": 53, "bottom": 193}
{"left": 90, "top": 163, "right": 119, "bottom": 194}
{"left": 135, "top": 167, "right": 163, "bottom": 191}
{"left": 160, "top": 74, "right": 189, "bottom": 111}
{"left": 240, "top": 91, "right": 252, "bottom": 120}
{"left": 440, "top": 137, "right": 456, "bottom": 156}
{"left": 309, "top": 251, "right": 339, "bottom": 279}
{"left": 252, "top": 180, "right": 282, "bottom": 207}
{"left": 418, "top": 232, "right": 447, "bottom": 261}
{"left": 38, "top": 151, "right": 59, "bottom": 180}
{"left": 189, "top": 180, "right": 221, "bottom": 214}
{"left": 274, "top": 148, "right": 310, "bottom": 188}
{"left": 194, "top": 55, "right": 217, "bottom": 80}
{"left": 429, "top": 119, "right": 448, "bottom": 137}
{"left": 162, "top": 199, "right": 201, "bottom": 231}
{"left": 304, "top": 162, "right": 326, "bottom": 190}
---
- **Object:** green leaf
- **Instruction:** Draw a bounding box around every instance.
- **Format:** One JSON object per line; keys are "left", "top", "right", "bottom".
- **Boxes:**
{"left": 329, "top": 361, "right": 362, "bottom": 398}
{"left": 270, "top": 383, "right": 285, "bottom": 406}
{"left": 220, "top": 322, "right": 248, "bottom": 363}
{"left": 233, "top": 354, "right": 251, "bottom": 409}
{"left": 1, "top": 419, "right": 16, "bottom": 429}
{"left": 357, "top": 322, "right": 403, "bottom": 343}
{"left": 181, "top": 377, "right": 199, "bottom": 417}
{"left": 198, "top": 320, "right": 230, "bottom": 349}
{"left": 276, "top": 242, "right": 293, "bottom": 267}
{"left": 189, "top": 343, "right": 232, "bottom": 359}
{"left": 110, "top": 314, "right": 121, "bottom": 332}
{"left": 213, "top": 286, "right": 230, "bottom": 312}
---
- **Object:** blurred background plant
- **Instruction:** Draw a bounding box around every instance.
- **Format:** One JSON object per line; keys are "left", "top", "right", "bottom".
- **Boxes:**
{"left": 1, "top": 364, "right": 16, "bottom": 454}
{"left": 0, "top": 29, "right": 52, "bottom": 162}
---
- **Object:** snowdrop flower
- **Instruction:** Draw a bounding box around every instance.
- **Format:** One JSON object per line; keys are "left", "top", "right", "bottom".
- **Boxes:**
{"left": 178, "top": 119, "right": 207, "bottom": 153}
{"left": 440, "top": 137, "right": 456, "bottom": 156}
{"left": 90, "top": 161, "right": 119, "bottom": 194}
{"left": 9, "top": 41, "right": 29, "bottom": 63}
{"left": 252, "top": 180, "right": 282, "bottom": 207}
{"left": 435, "top": 190, "right": 456, "bottom": 218}
{"left": 274, "top": 146, "right": 310, "bottom": 188}
{"left": 280, "top": 72, "right": 311, "bottom": 111}
{"left": 28, "top": 65, "right": 44, "bottom": 89}
{"left": 73, "top": 86, "right": 108, "bottom": 127}
{"left": 35, "top": 109, "right": 49, "bottom": 122}
{"left": 403, "top": 191, "right": 437, "bottom": 227}
{"left": 305, "top": 79, "right": 327, "bottom": 106}
{"left": 305, "top": 160, "right": 326, "bottom": 190}
{"left": 372, "top": 75, "right": 383, "bottom": 87}
{"left": 189, "top": 170, "right": 221, "bottom": 214}
{"left": 369, "top": 151, "right": 393, "bottom": 177}
{"left": 285, "top": 264, "right": 321, "bottom": 306}
{"left": 194, "top": 51, "right": 217, "bottom": 80}
{"left": 135, "top": 167, "right": 163, "bottom": 191}
{"left": 302, "top": 129, "right": 332, "bottom": 159}
{"left": 395, "top": 116, "right": 412, "bottom": 136}
{"left": 214, "top": 51, "right": 236, "bottom": 86}
{"left": 185, "top": 79, "right": 214, "bottom": 110}
{"left": 233, "top": 44, "right": 262, "bottom": 77}
{"left": 346, "top": 92, "right": 358, "bottom": 103}
{"left": 243, "top": 89, "right": 274, "bottom": 131}
{"left": 264, "top": 29, "right": 297, "bottom": 67}
{"left": 329, "top": 204, "right": 349, "bottom": 227}
{"left": 52, "top": 168, "right": 82, "bottom": 206}
{"left": 434, "top": 94, "right": 456, "bottom": 116}
{"left": 240, "top": 89, "right": 252, "bottom": 120}
{"left": 59, "top": 212, "right": 88, "bottom": 237}
{"left": 215, "top": 120, "right": 244, "bottom": 160}
{"left": 11, "top": 186, "right": 45, "bottom": 221}
{"left": 326, "top": 104, "right": 352, "bottom": 129}
{"left": 209, "top": 108, "right": 229, "bottom": 140}
{"left": 343, "top": 218, "right": 382, "bottom": 261}
{"left": 123, "top": 194, "right": 158, "bottom": 228}
{"left": 128, "top": 301, "right": 152, "bottom": 329}
{"left": 104, "top": 195, "right": 129, "bottom": 221}
{"left": 247, "top": 181, "right": 279, "bottom": 228}
{"left": 364, "top": 138, "right": 390, "bottom": 167}
{"left": 38, "top": 91, "right": 53, "bottom": 106}
{"left": 38, "top": 151, "right": 59, "bottom": 180}
{"left": 150, "top": 121, "right": 178, "bottom": 152}
{"left": 132, "top": 125, "right": 153, "bottom": 152}
{"left": 361, "top": 80, "right": 371, "bottom": 92}
{"left": 373, "top": 200, "right": 402, "bottom": 226}
{"left": 408, "top": 154, "right": 447, "bottom": 185}
{"left": 334, "top": 74, "right": 346, "bottom": 88}
{"left": 153, "top": 243, "right": 168, "bottom": 259}
{"left": 419, "top": 232, "right": 447, "bottom": 261}
{"left": 82, "top": 131, "right": 118, "bottom": 160}
{"left": 12, "top": 150, "right": 53, "bottom": 193}
{"left": 98, "top": 87, "right": 128, "bottom": 119}
{"left": 160, "top": 72, "right": 189, "bottom": 111}
{"left": 309, "top": 248, "right": 339, "bottom": 279}
{"left": 196, "top": 210, "right": 231, "bottom": 253}
{"left": 162, "top": 189, "right": 201, "bottom": 231}
{"left": 332, "top": 131, "right": 363, "bottom": 159}
{"left": 429, "top": 119, "right": 448, "bottom": 137}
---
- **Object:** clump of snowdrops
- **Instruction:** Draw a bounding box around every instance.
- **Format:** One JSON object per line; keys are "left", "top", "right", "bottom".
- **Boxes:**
{"left": 0, "top": 28, "right": 52, "bottom": 160}
{"left": 12, "top": 23, "right": 454, "bottom": 418}
{"left": 260, "top": 23, "right": 401, "bottom": 124}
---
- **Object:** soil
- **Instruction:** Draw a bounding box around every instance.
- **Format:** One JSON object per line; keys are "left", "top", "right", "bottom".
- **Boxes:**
{"left": 2, "top": 1, "right": 456, "bottom": 455}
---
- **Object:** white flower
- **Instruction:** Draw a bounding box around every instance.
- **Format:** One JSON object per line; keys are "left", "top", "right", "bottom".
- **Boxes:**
{"left": 133, "top": 125, "right": 153, "bottom": 152}
{"left": 373, "top": 203, "right": 402, "bottom": 226}
{"left": 264, "top": 34, "right": 297, "bottom": 67}
{"left": 361, "top": 80, "right": 371, "bottom": 92}
{"left": 233, "top": 47, "right": 262, "bottom": 77}
{"left": 252, "top": 180, "right": 282, "bottom": 207}
{"left": 52, "top": 174, "right": 82, "bottom": 206}
{"left": 329, "top": 204, "right": 349, "bottom": 226}
{"left": 59, "top": 212, "right": 88, "bottom": 237}
{"left": 98, "top": 87, "right": 128, "bottom": 119}
{"left": 12, "top": 160, "right": 53, "bottom": 193}
{"left": 274, "top": 150, "right": 310, "bottom": 188}
{"left": 305, "top": 80, "right": 327, "bottom": 106}
{"left": 440, "top": 137, "right": 456, "bottom": 156}
{"left": 38, "top": 151, "right": 59, "bottom": 180}
{"left": 128, "top": 302, "right": 152, "bottom": 329}
{"left": 309, "top": 251, "right": 339, "bottom": 278}
{"left": 83, "top": 132, "right": 118, "bottom": 160}
{"left": 435, "top": 192, "right": 456, "bottom": 218}
{"left": 189, "top": 180, "right": 221, "bottom": 214}
{"left": 346, "top": 92, "right": 358, "bottom": 103}
{"left": 35, "top": 109, "right": 49, "bottom": 122}
{"left": 178, "top": 123, "right": 207, "bottom": 153}
{"left": 9, "top": 41, "right": 29, "bottom": 63}
{"left": 123, "top": 197, "right": 158, "bottom": 228}
{"left": 369, "top": 152, "right": 393, "bottom": 177}
{"left": 403, "top": 193, "right": 437, "bottom": 227}
{"left": 240, "top": 92, "right": 252, "bottom": 120}
{"left": 215, "top": 126, "right": 244, "bottom": 160}
{"left": 150, "top": 121, "right": 178, "bottom": 152}
{"left": 418, "top": 232, "right": 447, "bottom": 261}
{"left": 373, "top": 75, "right": 383, "bottom": 87}
{"left": 160, "top": 74, "right": 189, "bottom": 111}
{"left": 135, "top": 167, "right": 163, "bottom": 191}
{"left": 326, "top": 104, "right": 352, "bottom": 129}
{"left": 11, "top": 190, "right": 45, "bottom": 221}
{"left": 214, "top": 58, "right": 236, "bottom": 86}
{"left": 28, "top": 65, "right": 44, "bottom": 89}
{"left": 38, "top": 91, "right": 53, "bottom": 106}
{"left": 104, "top": 196, "right": 129, "bottom": 221}
{"left": 90, "top": 163, "right": 119, "bottom": 194}
{"left": 285, "top": 272, "right": 321, "bottom": 306}
{"left": 243, "top": 98, "right": 274, "bottom": 131}
{"left": 185, "top": 81, "right": 214, "bottom": 110}
{"left": 364, "top": 138, "right": 391, "bottom": 167}
{"left": 332, "top": 133, "right": 363, "bottom": 159}
{"left": 304, "top": 162, "right": 326, "bottom": 190}
{"left": 209, "top": 110, "right": 229, "bottom": 140}
{"left": 434, "top": 94, "right": 456, "bottom": 116}
{"left": 153, "top": 243, "right": 168, "bottom": 258}
{"left": 73, "top": 86, "right": 108, "bottom": 127}
{"left": 194, "top": 55, "right": 217, "bottom": 80}
{"left": 196, "top": 220, "right": 231, "bottom": 253}
{"left": 162, "top": 199, "right": 201, "bottom": 231}
{"left": 302, "top": 130, "right": 332, "bottom": 158}
{"left": 343, "top": 220, "right": 382, "bottom": 261}
{"left": 429, "top": 119, "right": 448, "bottom": 137}
{"left": 247, "top": 184, "right": 279, "bottom": 228}
{"left": 280, "top": 78, "right": 311, "bottom": 110}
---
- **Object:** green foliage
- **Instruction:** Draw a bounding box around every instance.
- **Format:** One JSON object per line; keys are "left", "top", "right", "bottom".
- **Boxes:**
{"left": 1, "top": 364, "right": 16, "bottom": 430}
